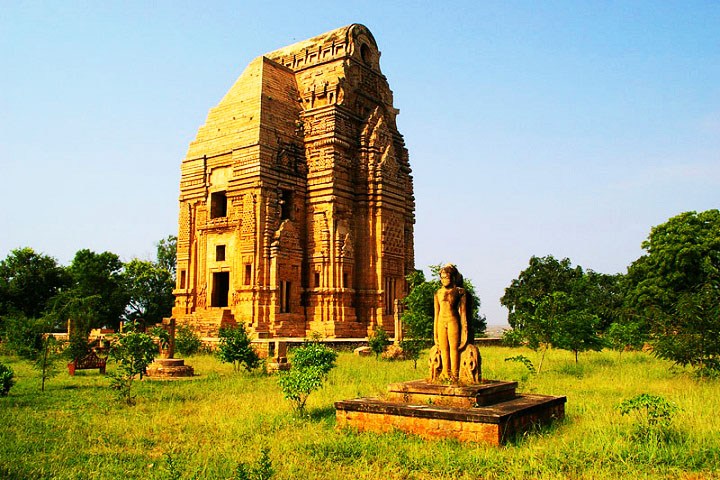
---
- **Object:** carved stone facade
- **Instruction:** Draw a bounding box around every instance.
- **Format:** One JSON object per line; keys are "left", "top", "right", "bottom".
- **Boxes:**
{"left": 172, "top": 24, "right": 414, "bottom": 338}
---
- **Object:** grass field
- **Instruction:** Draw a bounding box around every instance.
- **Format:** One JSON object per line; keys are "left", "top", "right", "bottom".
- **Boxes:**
{"left": 1, "top": 346, "right": 719, "bottom": 479}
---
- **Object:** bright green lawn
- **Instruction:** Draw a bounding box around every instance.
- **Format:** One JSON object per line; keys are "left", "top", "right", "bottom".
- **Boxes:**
{"left": 1, "top": 346, "right": 719, "bottom": 479}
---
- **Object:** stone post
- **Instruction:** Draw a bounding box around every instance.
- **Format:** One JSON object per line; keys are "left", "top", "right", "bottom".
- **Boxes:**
{"left": 394, "top": 299, "right": 404, "bottom": 345}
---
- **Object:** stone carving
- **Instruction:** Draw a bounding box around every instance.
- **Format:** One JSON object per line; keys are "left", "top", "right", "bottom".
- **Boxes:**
{"left": 429, "top": 264, "right": 481, "bottom": 384}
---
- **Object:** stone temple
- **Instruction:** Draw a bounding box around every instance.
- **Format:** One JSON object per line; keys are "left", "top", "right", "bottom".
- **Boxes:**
{"left": 171, "top": 24, "right": 415, "bottom": 338}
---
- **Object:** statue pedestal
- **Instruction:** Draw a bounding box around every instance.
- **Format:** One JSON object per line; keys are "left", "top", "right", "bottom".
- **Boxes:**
{"left": 335, "top": 379, "right": 565, "bottom": 445}
{"left": 387, "top": 379, "right": 519, "bottom": 407}
{"left": 145, "top": 358, "right": 194, "bottom": 380}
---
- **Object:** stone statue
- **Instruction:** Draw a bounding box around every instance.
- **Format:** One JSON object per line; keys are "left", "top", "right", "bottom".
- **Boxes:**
{"left": 429, "top": 264, "right": 481, "bottom": 384}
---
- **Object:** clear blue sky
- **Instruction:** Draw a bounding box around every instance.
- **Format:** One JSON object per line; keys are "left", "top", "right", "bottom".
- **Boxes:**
{"left": 1, "top": 1, "right": 718, "bottom": 325}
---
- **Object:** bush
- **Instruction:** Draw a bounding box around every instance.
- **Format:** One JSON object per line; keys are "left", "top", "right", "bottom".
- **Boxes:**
{"left": 109, "top": 321, "right": 157, "bottom": 405}
{"left": 218, "top": 324, "right": 260, "bottom": 372}
{"left": 1, "top": 314, "right": 44, "bottom": 359}
{"left": 234, "top": 446, "right": 274, "bottom": 480}
{"left": 368, "top": 326, "right": 390, "bottom": 359}
{"left": 291, "top": 341, "right": 337, "bottom": 374}
{"left": 278, "top": 340, "right": 337, "bottom": 414}
{"left": 175, "top": 324, "right": 202, "bottom": 356}
{"left": 618, "top": 393, "right": 680, "bottom": 441}
{"left": 0, "top": 362, "right": 15, "bottom": 396}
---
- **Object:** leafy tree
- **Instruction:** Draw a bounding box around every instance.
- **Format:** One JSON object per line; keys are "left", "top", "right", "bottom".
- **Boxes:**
{"left": 278, "top": 340, "right": 337, "bottom": 414}
{"left": 624, "top": 210, "right": 720, "bottom": 375}
{"left": 109, "top": 321, "right": 157, "bottom": 405}
{"left": 217, "top": 324, "right": 260, "bottom": 372}
{"left": 2, "top": 314, "right": 65, "bottom": 391}
{"left": 553, "top": 310, "right": 604, "bottom": 364}
{"left": 401, "top": 265, "right": 486, "bottom": 344}
{"left": 290, "top": 340, "right": 337, "bottom": 374}
{"left": 122, "top": 259, "right": 174, "bottom": 327}
{"left": 1, "top": 313, "right": 45, "bottom": 359}
{"left": 67, "top": 249, "right": 128, "bottom": 330}
{"left": 626, "top": 210, "right": 720, "bottom": 316}
{"left": 0, "top": 247, "right": 70, "bottom": 319}
{"left": 368, "top": 326, "right": 390, "bottom": 359}
{"left": 653, "top": 283, "right": 720, "bottom": 377}
{"left": 156, "top": 235, "right": 177, "bottom": 281}
{"left": 501, "top": 255, "right": 583, "bottom": 330}
{"left": 606, "top": 319, "right": 646, "bottom": 355}
{"left": 44, "top": 293, "right": 102, "bottom": 361}
{"left": 501, "top": 256, "right": 607, "bottom": 369}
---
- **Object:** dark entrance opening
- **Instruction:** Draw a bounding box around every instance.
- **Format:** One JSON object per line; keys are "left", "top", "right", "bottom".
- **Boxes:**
{"left": 212, "top": 272, "right": 230, "bottom": 307}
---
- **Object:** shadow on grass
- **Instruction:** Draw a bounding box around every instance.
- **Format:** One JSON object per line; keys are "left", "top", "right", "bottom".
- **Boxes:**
{"left": 306, "top": 405, "right": 336, "bottom": 423}
{"left": 505, "top": 415, "right": 569, "bottom": 447}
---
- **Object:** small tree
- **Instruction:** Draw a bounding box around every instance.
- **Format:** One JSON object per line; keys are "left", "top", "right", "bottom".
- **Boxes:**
{"left": 368, "top": 326, "right": 390, "bottom": 359}
{"left": 554, "top": 310, "right": 604, "bottom": 364}
{"left": 108, "top": 321, "right": 157, "bottom": 405}
{"left": 218, "top": 324, "right": 260, "bottom": 372}
{"left": 0, "top": 362, "right": 15, "bottom": 396}
{"left": 278, "top": 340, "right": 337, "bottom": 414}
{"left": 399, "top": 339, "right": 423, "bottom": 369}
{"left": 35, "top": 333, "right": 61, "bottom": 392}
{"left": 618, "top": 393, "right": 680, "bottom": 441}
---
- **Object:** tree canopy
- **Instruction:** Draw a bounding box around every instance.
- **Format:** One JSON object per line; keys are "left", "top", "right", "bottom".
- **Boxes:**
{"left": 625, "top": 210, "right": 720, "bottom": 374}
{"left": 122, "top": 259, "right": 175, "bottom": 327}
{"left": 501, "top": 255, "right": 607, "bottom": 367}
{"left": 64, "top": 249, "right": 129, "bottom": 330}
{"left": 0, "top": 248, "right": 70, "bottom": 319}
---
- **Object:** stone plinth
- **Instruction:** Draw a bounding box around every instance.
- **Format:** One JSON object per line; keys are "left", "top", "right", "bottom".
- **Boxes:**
{"left": 336, "top": 379, "right": 566, "bottom": 445}
{"left": 336, "top": 394, "right": 565, "bottom": 445}
{"left": 145, "top": 358, "right": 194, "bottom": 380}
{"left": 387, "top": 379, "right": 518, "bottom": 408}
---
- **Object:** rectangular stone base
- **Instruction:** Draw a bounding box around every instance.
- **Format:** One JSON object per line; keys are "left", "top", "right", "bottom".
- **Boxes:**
{"left": 387, "top": 379, "right": 518, "bottom": 408}
{"left": 335, "top": 394, "right": 566, "bottom": 445}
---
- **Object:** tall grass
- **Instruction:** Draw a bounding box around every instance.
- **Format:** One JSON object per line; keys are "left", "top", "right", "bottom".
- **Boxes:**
{"left": 1, "top": 347, "right": 718, "bottom": 479}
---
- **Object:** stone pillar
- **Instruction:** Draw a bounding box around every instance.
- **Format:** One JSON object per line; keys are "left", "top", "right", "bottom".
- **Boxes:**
{"left": 394, "top": 299, "right": 403, "bottom": 345}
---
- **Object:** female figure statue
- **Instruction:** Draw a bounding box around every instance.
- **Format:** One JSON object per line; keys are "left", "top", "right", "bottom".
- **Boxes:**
{"left": 433, "top": 264, "right": 469, "bottom": 382}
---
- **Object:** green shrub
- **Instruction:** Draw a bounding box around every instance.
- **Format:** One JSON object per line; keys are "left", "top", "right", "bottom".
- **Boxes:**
{"left": 234, "top": 446, "right": 274, "bottom": 480}
{"left": 109, "top": 321, "right": 157, "bottom": 405}
{"left": 618, "top": 393, "right": 680, "bottom": 441}
{"left": 279, "top": 341, "right": 337, "bottom": 414}
{"left": 175, "top": 324, "right": 202, "bottom": 356}
{"left": 0, "top": 362, "right": 15, "bottom": 396}
{"left": 1, "top": 314, "right": 43, "bottom": 359}
{"left": 291, "top": 341, "right": 337, "bottom": 374}
{"left": 368, "top": 326, "right": 389, "bottom": 359}
{"left": 505, "top": 355, "right": 536, "bottom": 374}
{"left": 218, "top": 324, "right": 260, "bottom": 372}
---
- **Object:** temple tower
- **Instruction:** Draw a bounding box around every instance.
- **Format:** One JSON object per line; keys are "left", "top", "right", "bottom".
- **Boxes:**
{"left": 172, "top": 24, "right": 414, "bottom": 338}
